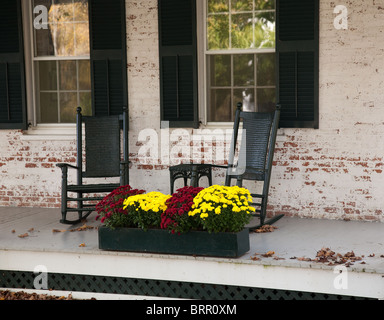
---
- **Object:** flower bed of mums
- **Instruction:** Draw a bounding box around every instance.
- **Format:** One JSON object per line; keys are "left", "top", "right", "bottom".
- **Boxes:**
{"left": 97, "top": 185, "right": 255, "bottom": 234}
{"left": 96, "top": 185, "right": 255, "bottom": 257}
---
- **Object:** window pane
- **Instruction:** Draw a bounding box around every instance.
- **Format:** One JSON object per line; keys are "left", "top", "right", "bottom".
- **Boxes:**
{"left": 257, "top": 88, "right": 275, "bottom": 112}
{"left": 209, "top": 89, "right": 232, "bottom": 122}
{"left": 207, "top": 14, "right": 229, "bottom": 50}
{"left": 35, "top": 28, "right": 55, "bottom": 56}
{"left": 52, "top": 0, "right": 75, "bottom": 22}
{"left": 231, "top": 13, "right": 253, "bottom": 49}
{"left": 74, "top": 23, "right": 90, "bottom": 55}
{"left": 80, "top": 92, "right": 92, "bottom": 116}
{"left": 206, "top": 0, "right": 276, "bottom": 122}
{"left": 34, "top": 0, "right": 90, "bottom": 57}
{"left": 54, "top": 23, "right": 75, "bottom": 56}
{"left": 38, "top": 61, "right": 57, "bottom": 90}
{"left": 209, "top": 55, "right": 231, "bottom": 87}
{"left": 78, "top": 60, "right": 91, "bottom": 90}
{"left": 59, "top": 60, "right": 77, "bottom": 90}
{"left": 60, "top": 92, "right": 78, "bottom": 123}
{"left": 74, "top": 0, "right": 89, "bottom": 21}
{"left": 231, "top": 0, "right": 253, "bottom": 12}
{"left": 255, "top": 0, "right": 275, "bottom": 10}
{"left": 208, "top": 0, "right": 229, "bottom": 13}
{"left": 257, "top": 53, "right": 275, "bottom": 86}
{"left": 234, "top": 54, "right": 254, "bottom": 86}
{"left": 234, "top": 88, "right": 255, "bottom": 112}
{"left": 39, "top": 92, "right": 58, "bottom": 123}
{"left": 254, "top": 11, "right": 275, "bottom": 49}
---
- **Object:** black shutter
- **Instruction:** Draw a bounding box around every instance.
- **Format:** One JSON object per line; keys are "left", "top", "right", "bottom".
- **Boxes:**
{"left": 0, "top": 0, "right": 27, "bottom": 130}
{"left": 158, "top": 0, "right": 199, "bottom": 128}
{"left": 276, "top": 0, "right": 319, "bottom": 129}
{"left": 89, "top": 0, "right": 128, "bottom": 116}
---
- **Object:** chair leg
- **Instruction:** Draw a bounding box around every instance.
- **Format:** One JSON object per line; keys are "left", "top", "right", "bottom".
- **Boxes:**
{"left": 247, "top": 190, "right": 284, "bottom": 231}
{"left": 208, "top": 167, "right": 213, "bottom": 186}
{"left": 190, "top": 165, "right": 198, "bottom": 187}
{"left": 249, "top": 214, "right": 284, "bottom": 232}
{"left": 170, "top": 174, "right": 174, "bottom": 194}
{"left": 60, "top": 166, "right": 68, "bottom": 224}
{"left": 60, "top": 210, "right": 93, "bottom": 225}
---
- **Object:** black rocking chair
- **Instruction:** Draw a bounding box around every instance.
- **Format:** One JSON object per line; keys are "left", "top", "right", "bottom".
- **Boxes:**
{"left": 57, "top": 107, "right": 129, "bottom": 224}
{"left": 169, "top": 102, "right": 283, "bottom": 230}
{"left": 222, "top": 102, "right": 283, "bottom": 230}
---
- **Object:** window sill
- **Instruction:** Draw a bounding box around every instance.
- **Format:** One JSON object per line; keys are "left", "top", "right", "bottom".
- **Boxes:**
{"left": 20, "top": 124, "right": 79, "bottom": 141}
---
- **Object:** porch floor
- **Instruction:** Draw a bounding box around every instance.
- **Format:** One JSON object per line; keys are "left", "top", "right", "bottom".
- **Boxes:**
{"left": 0, "top": 207, "right": 383, "bottom": 299}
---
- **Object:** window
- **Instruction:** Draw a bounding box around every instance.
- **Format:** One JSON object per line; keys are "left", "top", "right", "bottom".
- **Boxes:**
{"left": 32, "top": 0, "right": 91, "bottom": 124}
{"left": 158, "top": 0, "right": 318, "bottom": 129}
{"left": 205, "top": 0, "right": 276, "bottom": 122}
{"left": 0, "top": 0, "right": 127, "bottom": 130}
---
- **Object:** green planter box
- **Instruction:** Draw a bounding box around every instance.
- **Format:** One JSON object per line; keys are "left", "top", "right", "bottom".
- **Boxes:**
{"left": 98, "top": 226, "right": 250, "bottom": 258}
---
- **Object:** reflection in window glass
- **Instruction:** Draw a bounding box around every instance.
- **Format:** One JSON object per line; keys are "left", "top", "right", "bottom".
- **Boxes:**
{"left": 32, "top": 0, "right": 91, "bottom": 124}
{"left": 209, "top": 89, "right": 232, "bottom": 122}
{"left": 209, "top": 55, "right": 231, "bottom": 87}
{"left": 207, "top": 14, "right": 229, "bottom": 50}
{"left": 39, "top": 92, "right": 58, "bottom": 123}
{"left": 207, "top": 0, "right": 275, "bottom": 50}
{"left": 233, "top": 54, "right": 254, "bottom": 86}
{"left": 33, "top": 0, "right": 90, "bottom": 57}
{"left": 59, "top": 60, "right": 77, "bottom": 90}
{"left": 36, "top": 60, "right": 92, "bottom": 123}
{"left": 231, "top": 13, "right": 253, "bottom": 49}
{"left": 207, "top": 52, "right": 276, "bottom": 122}
{"left": 206, "top": 0, "right": 276, "bottom": 122}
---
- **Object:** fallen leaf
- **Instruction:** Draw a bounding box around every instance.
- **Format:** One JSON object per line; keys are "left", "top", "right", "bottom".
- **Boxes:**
{"left": 11, "top": 230, "right": 15, "bottom": 234}
{"left": 297, "top": 257, "right": 312, "bottom": 262}
{"left": 273, "top": 257, "right": 285, "bottom": 260}
{"left": 262, "top": 251, "right": 275, "bottom": 258}
{"left": 18, "top": 233, "right": 29, "bottom": 238}
{"left": 79, "top": 243, "right": 86, "bottom": 247}
{"left": 70, "top": 224, "right": 95, "bottom": 232}
{"left": 52, "top": 229, "right": 66, "bottom": 233}
{"left": 255, "top": 225, "right": 278, "bottom": 233}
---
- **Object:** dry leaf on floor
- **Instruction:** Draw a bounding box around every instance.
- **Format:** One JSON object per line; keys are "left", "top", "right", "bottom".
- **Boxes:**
{"left": 18, "top": 233, "right": 29, "bottom": 238}
{"left": 70, "top": 224, "right": 95, "bottom": 232}
{"left": 255, "top": 225, "right": 278, "bottom": 233}
{"left": 250, "top": 253, "right": 260, "bottom": 261}
{"left": 297, "top": 257, "right": 312, "bottom": 262}
{"left": 52, "top": 229, "right": 66, "bottom": 233}
{"left": 262, "top": 251, "right": 275, "bottom": 258}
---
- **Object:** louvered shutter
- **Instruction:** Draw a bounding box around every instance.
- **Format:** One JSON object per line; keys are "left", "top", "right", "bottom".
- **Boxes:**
{"left": 0, "top": 0, "right": 27, "bottom": 130}
{"left": 276, "top": 0, "right": 319, "bottom": 129}
{"left": 89, "top": 0, "right": 128, "bottom": 116}
{"left": 158, "top": 0, "right": 199, "bottom": 128}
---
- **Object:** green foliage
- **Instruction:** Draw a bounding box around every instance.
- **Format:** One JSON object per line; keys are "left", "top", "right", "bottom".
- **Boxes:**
{"left": 207, "top": 0, "right": 276, "bottom": 50}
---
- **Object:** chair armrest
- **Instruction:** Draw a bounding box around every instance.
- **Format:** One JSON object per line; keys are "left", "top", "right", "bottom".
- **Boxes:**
{"left": 56, "top": 163, "right": 79, "bottom": 170}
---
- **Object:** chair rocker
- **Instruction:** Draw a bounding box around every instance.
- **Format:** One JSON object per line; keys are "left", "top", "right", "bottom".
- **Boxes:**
{"left": 57, "top": 107, "right": 129, "bottom": 224}
{"left": 222, "top": 102, "right": 283, "bottom": 231}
